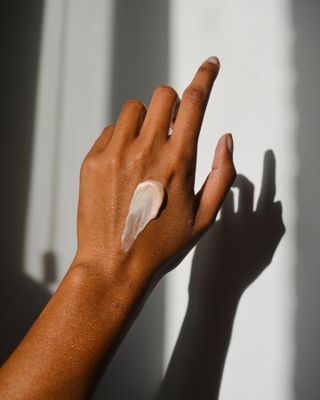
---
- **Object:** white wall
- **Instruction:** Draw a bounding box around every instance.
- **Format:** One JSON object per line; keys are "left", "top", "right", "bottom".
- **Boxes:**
{"left": 165, "top": 0, "right": 296, "bottom": 399}
{"left": 24, "top": 0, "right": 114, "bottom": 287}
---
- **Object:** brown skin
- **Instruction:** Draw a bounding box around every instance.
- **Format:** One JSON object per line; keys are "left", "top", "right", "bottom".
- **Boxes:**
{"left": 0, "top": 57, "right": 236, "bottom": 399}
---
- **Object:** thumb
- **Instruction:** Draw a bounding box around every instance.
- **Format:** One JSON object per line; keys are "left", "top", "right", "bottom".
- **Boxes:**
{"left": 194, "top": 133, "right": 236, "bottom": 231}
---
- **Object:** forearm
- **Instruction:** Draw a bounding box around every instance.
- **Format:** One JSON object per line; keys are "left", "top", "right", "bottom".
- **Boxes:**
{"left": 0, "top": 57, "right": 236, "bottom": 399}
{"left": 0, "top": 261, "right": 148, "bottom": 400}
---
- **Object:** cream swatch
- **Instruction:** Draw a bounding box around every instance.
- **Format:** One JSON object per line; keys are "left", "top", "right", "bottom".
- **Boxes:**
{"left": 121, "top": 180, "right": 165, "bottom": 252}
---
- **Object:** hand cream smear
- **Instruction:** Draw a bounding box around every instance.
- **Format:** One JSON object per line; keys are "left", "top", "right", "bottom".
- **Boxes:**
{"left": 121, "top": 180, "right": 165, "bottom": 252}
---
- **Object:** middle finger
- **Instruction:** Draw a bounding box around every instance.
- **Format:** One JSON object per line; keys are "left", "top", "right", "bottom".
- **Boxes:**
{"left": 172, "top": 57, "right": 220, "bottom": 156}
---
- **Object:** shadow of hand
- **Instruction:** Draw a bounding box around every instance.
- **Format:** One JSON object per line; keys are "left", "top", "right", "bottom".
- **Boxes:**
{"left": 190, "top": 150, "right": 285, "bottom": 301}
{"left": 158, "top": 150, "right": 285, "bottom": 400}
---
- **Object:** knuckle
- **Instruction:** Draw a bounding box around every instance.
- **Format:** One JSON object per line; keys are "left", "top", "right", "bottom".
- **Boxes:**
{"left": 183, "top": 85, "right": 206, "bottom": 105}
{"left": 154, "top": 84, "right": 177, "bottom": 99}
{"left": 123, "top": 98, "right": 145, "bottom": 111}
{"left": 106, "top": 153, "right": 121, "bottom": 170}
{"left": 99, "top": 125, "right": 114, "bottom": 141}
{"left": 80, "top": 154, "right": 100, "bottom": 176}
{"left": 221, "top": 162, "right": 237, "bottom": 184}
{"left": 102, "top": 124, "right": 115, "bottom": 134}
{"left": 132, "top": 148, "right": 149, "bottom": 166}
{"left": 126, "top": 141, "right": 154, "bottom": 168}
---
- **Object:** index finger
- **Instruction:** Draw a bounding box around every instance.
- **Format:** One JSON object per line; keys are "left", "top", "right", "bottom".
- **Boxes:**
{"left": 171, "top": 57, "right": 220, "bottom": 153}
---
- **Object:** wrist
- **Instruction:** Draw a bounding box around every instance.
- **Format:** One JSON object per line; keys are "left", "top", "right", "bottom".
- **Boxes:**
{"left": 68, "top": 255, "right": 151, "bottom": 315}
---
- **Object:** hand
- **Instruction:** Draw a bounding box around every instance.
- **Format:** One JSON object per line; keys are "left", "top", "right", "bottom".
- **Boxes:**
{"left": 73, "top": 57, "right": 236, "bottom": 286}
{"left": 0, "top": 57, "right": 235, "bottom": 400}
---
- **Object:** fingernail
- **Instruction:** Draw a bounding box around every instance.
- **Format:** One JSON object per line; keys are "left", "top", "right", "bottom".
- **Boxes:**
{"left": 227, "top": 134, "right": 233, "bottom": 154}
{"left": 207, "top": 56, "right": 220, "bottom": 66}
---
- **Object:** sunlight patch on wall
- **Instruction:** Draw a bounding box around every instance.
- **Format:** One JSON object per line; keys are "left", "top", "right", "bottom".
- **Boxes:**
{"left": 165, "top": 1, "right": 297, "bottom": 399}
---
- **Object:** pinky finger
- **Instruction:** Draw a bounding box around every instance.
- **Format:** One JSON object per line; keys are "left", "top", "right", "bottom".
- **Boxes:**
{"left": 89, "top": 125, "right": 115, "bottom": 154}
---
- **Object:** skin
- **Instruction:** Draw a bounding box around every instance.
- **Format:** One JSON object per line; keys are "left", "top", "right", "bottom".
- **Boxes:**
{"left": 0, "top": 57, "right": 236, "bottom": 399}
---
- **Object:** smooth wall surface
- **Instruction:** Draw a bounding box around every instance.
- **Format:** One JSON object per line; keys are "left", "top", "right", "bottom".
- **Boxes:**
{"left": 1, "top": 0, "right": 319, "bottom": 399}
{"left": 165, "top": 0, "right": 296, "bottom": 399}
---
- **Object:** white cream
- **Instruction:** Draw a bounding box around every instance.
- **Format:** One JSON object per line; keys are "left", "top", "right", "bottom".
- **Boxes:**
{"left": 121, "top": 180, "right": 165, "bottom": 252}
